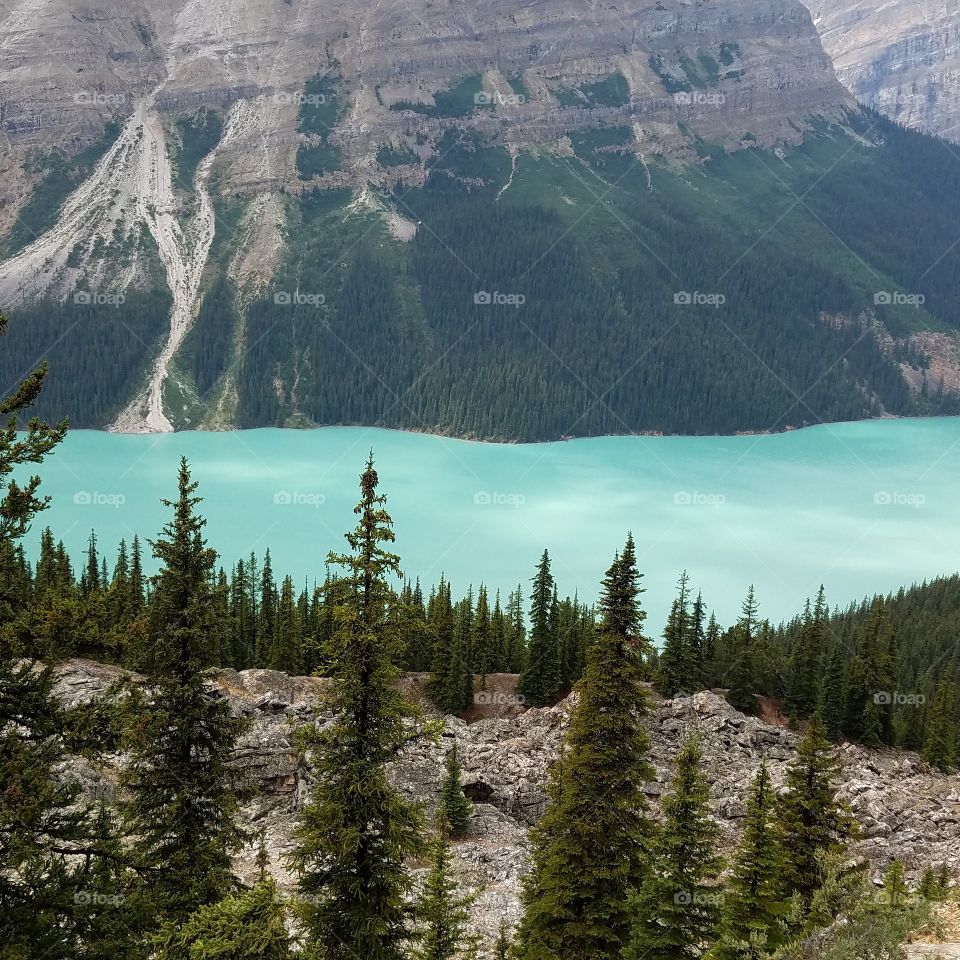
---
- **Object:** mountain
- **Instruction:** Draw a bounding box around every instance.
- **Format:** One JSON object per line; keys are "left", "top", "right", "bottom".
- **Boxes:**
{"left": 802, "top": 0, "right": 960, "bottom": 141}
{"left": 2, "top": 0, "right": 960, "bottom": 439}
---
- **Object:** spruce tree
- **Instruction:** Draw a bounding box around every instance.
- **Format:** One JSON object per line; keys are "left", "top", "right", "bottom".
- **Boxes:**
{"left": 120, "top": 458, "right": 248, "bottom": 921}
{"left": 922, "top": 669, "right": 957, "bottom": 771}
{"left": 439, "top": 742, "right": 472, "bottom": 838}
{"left": 412, "top": 813, "right": 475, "bottom": 960}
{"left": 784, "top": 588, "right": 827, "bottom": 724}
{"left": 711, "top": 761, "right": 784, "bottom": 960}
{"left": 514, "top": 534, "right": 654, "bottom": 960}
{"left": 624, "top": 735, "right": 723, "bottom": 960}
{"left": 917, "top": 866, "right": 938, "bottom": 901}
{"left": 657, "top": 572, "right": 697, "bottom": 697}
{"left": 936, "top": 863, "right": 952, "bottom": 897}
{"left": 428, "top": 579, "right": 473, "bottom": 715}
{"left": 817, "top": 645, "right": 846, "bottom": 742}
{"left": 884, "top": 859, "right": 907, "bottom": 908}
{"left": 153, "top": 879, "right": 292, "bottom": 959}
{"left": 290, "top": 455, "right": 426, "bottom": 960}
{"left": 517, "top": 550, "right": 560, "bottom": 707}
{"left": 773, "top": 715, "right": 854, "bottom": 910}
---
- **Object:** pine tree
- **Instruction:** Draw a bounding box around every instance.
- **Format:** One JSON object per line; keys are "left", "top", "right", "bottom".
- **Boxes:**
{"left": 884, "top": 860, "right": 907, "bottom": 908}
{"left": 844, "top": 598, "right": 896, "bottom": 746}
{"left": 507, "top": 587, "right": 527, "bottom": 673}
{"left": 773, "top": 715, "right": 855, "bottom": 911}
{"left": 428, "top": 579, "right": 473, "bottom": 715}
{"left": 120, "top": 458, "right": 249, "bottom": 921}
{"left": 711, "top": 761, "right": 784, "bottom": 960}
{"left": 439, "top": 742, "right": 472, "bottom": 838}
{"left": 936, "top": 863, "right": 952, "bottom": 897}
{"left": 624, "top": 735, "right": 723, "bottom": 960}
{"left": 785, "top": 588, "right": 827, "bottom": 724}
{"left": 918, "top": 866, "right": 938, "bottom": 901}
{"left": 271, "top": 574, "right": 301, "bottom": 673}
{"left": 514, "top": 534, "right": 654, "bottom": 960}
{"left": 412, "top": 813, "right": 475, "bottom": 960}
{"left": 290, "top": 455, "right": 426, "bottom": 960}
{"left": 153, "top": 879, "right": 292, "bottom": 959}
{"left": 517, "top": 550, "right": 560, "bottom": 707}
{"left": 725, "top": 588, "right": 760, "bottom": 715}
{"left": 817, "top": 644, "right": 846, "bottom": 742}
{"left": 922, "top": 669, "right": 957, "bottom": 771}
{"left": 657, "top": 571, "right": 697, "bottom": 697}
{"left": 471, "top": 585, "right": 491, "bottom": 675}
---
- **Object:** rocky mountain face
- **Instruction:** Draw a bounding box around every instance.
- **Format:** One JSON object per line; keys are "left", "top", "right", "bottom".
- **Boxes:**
{"left": 55, "top": 658, "right": 960, "bottom": 955}
{"left": 802, "top": 0, "right": 960, "bottom": 140}
{"left": 0, "top": 0, "right": 858, "bottom": 434}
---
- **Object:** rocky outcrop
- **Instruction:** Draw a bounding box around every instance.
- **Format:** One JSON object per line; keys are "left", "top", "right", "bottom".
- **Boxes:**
{"left": 802, "top": 0, "right": 960, "bottom": 140}
{"left": 51, "top": 658, "right": 960, "bottom": 953}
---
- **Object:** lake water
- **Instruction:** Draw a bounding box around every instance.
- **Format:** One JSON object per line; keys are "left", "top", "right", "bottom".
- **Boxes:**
{"left": 17, "top": 419, "right": 960, "bottom": 631}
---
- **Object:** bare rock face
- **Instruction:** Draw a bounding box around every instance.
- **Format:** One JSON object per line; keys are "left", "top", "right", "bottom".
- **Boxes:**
{"left": 802, "top": 0, "right": 960, "bottom": 140}
{"left": 51, "top": 658, "right": 960, "bottom": 954}
{"left": 0, "top": 0, "right": 849, "bottom": 226}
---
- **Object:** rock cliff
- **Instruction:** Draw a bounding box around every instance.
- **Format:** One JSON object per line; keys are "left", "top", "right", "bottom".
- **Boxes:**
{"left": 802, "top": 0, "right": 960, "bottom": 140}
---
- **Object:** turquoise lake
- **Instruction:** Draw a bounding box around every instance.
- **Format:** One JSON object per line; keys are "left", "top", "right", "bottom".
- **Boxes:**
{"left": 17, "top": 419, "right": 960, "bottom": 631}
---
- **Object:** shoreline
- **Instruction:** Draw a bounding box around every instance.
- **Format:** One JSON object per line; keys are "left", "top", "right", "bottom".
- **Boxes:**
{"left": 73, "top": 411, "right": 954, "bottom": 447}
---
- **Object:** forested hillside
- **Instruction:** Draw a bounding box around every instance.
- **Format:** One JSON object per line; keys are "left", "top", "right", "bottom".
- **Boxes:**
{"left": 6, "top": 111, "right": 960, "bottom": 438}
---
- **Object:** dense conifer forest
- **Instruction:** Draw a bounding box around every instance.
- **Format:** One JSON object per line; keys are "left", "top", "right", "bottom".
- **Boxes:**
{"left": 7, "top": 111, "right": 960, "bottom": 436}
{"left": 2, "top": 310, "right": 958, "bottom": 958}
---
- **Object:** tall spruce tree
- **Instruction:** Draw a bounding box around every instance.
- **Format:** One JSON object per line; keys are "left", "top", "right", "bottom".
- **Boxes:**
{"left": 710, "top": 761, "right": 784, "bottom": 960}
{"left": 624, "top": 735, "right": 723, "bottom": 960}
{"left": 439, "top": 742, "right": 472, "bottom": 838}
{"left": 290, "top": 455, "right": 426, "bottom": 960}
{"left": 412, "top": 812, "right": 475, "bottom": 960}
{"left": 517, "top": 550, "right": 560, "bottom": 707}
{"left": 514, "top": 534, "right": 654, "bottom": 960}
{"left": 120, "top": 458, "right": 248, "bottom": 921}
{"left": 922, "top": 669, "right": 958, "bottom": 771}
{"left": 773, "top": 715, "right": 854, "bottom": 911}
